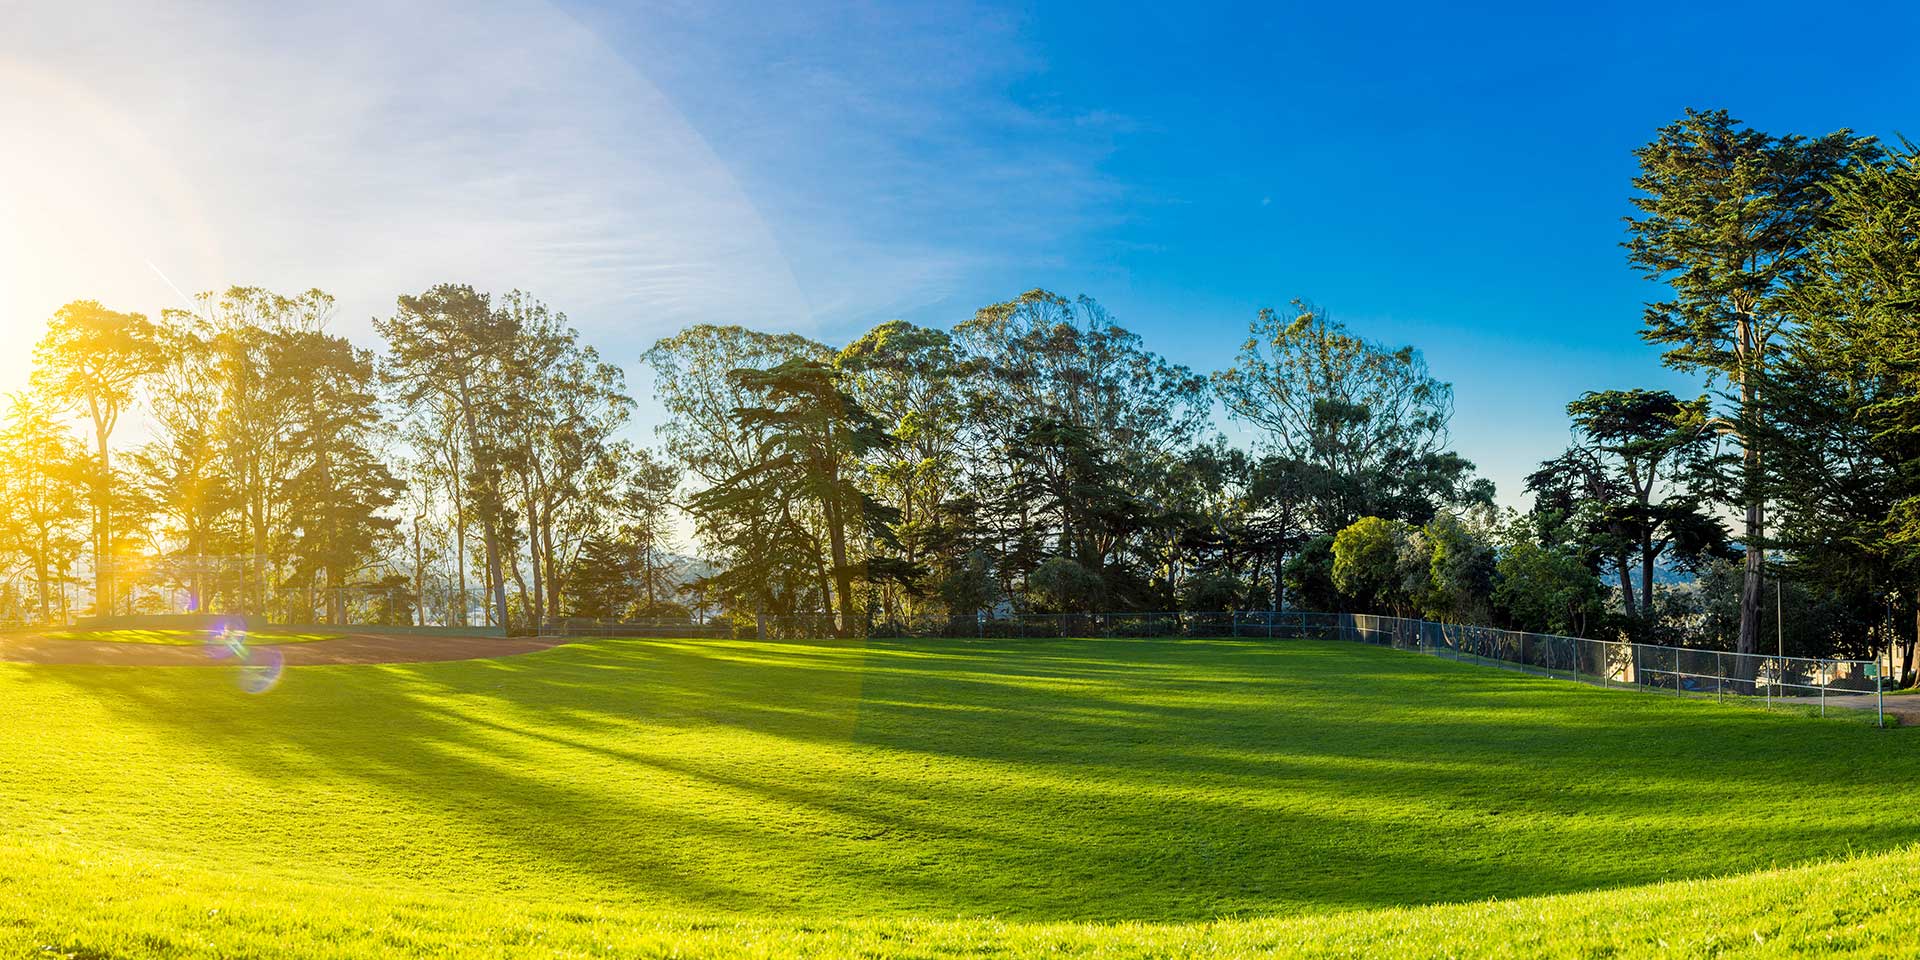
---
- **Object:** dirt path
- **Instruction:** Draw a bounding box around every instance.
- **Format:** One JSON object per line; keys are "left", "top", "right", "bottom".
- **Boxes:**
{"left": 0, "top": 631, "right": 569, "bottom": 666}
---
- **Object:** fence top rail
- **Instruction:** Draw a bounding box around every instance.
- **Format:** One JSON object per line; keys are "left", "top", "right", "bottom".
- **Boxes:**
{"left": 755, "top": 609, "right": 1876, "bottom": 671}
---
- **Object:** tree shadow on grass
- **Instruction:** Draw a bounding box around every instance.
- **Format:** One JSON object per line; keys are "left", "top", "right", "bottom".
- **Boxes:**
{"left": 8, "top": 635, "right": 1919, "bottom": 923}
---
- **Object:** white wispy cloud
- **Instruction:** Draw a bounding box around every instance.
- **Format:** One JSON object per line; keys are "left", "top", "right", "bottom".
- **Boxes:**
{"left": 0, "top": 0, "right": 809, "bottom": 389}
{"left": 3, "top": 0, "right": 1130, "bottom": 412}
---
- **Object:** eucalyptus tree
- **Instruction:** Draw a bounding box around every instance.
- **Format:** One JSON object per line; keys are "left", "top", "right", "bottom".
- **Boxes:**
{"left": 1624, "top": 108, "right": 1879, "bottom": 658}
{"left": 618, "top": 446, "right": 682, "bottom": 616}
{"left": 131, "top": 314, "right": 230, "bottom": 612}
{"left": 0, "top": 393, "right": 88, "bottom": 622}
{"left": 493, "top": 292, "right": 632, "bottom": 624}
{"left": 30, "top": 300, "right": 162, "bottom": 610}
{"left": 1248, "top": 455, "right": 1336, "bottom": 608}
{"left": 274, "top": 327, "right": 401, "bottom": 623}
{"left": 1156, "top": 439, "right": 1257, "bottom": 607}
{"left": 199, "top": 287, "right": 336, "bottom": 612}
{"left": 954, "top": 290, "right": 1208, "bottom": 599}
{"left": 378, "top": 284, "right": 519, "bottom": 629}
{"left": 1213, "top": 301, "right": 1479, "bottom": 530}
{"left": 402, "top": 398, "right": 477, "bottom": 624}
{"left": 837, "top": 320, "right": 967, "bottom": 620}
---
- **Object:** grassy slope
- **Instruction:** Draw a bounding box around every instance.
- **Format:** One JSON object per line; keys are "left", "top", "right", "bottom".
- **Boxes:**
{"left": 9, "top": 839, "right": 1919, "bottom": 958}
{"left": 4, "top": 636, "right": 1914, "bottom": 956}
{"left": 40, "top": 627, "right": 340, "bottom": 645}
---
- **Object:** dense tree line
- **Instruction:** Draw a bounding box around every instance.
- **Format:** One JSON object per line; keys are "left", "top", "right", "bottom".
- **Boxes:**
{"left": 0, "top": 108, "right": 1914, "bottom": 681}
{"left": 640, "top": 289, "right": 1504, "bottom": 635}
{"left": 0, "top": 284, "right": 664, "bottom": 630}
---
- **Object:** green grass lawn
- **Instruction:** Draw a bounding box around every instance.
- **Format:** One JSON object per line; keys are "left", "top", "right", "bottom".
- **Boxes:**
{"left": 4, "top": 635, "right": 1915, "bottom": 957}
{"left": 40, "top": 627, "right": 341, "bottom": 645}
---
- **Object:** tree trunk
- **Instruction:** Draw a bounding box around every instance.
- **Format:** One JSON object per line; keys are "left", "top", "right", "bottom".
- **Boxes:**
{"left": 642, "top": 531, "right": 657, "bottom": 613}
{"left": 1640, "top": 549, "right": 1657, "bottom": 622}
{"left": 1736, "top": 320, "right": 1763, "bottom": 659}
{"left": 252, "top": 481, "right": 269, "bottom": 617}
{"left": 450, "top": 458, "right": 467, "bottom": 627}
{"left": 412, "top": 515, "right": 426, "bottom": 627}
{"left": 525, "top": 491, "right": 543, "bottom": 630}
{"left": 456, "top": 392, "right": 510, "bottom": 632}
{"left": 1616, "top": 557, "right": 1637, "bottom": 623}
{"left": 1905, "top": 590, "right": 1920, "bottom": 689}
{"left": 824, "top": 494, "right": 857, "bottom": 638}
{"left": 90, "top": 406, "right": 112, "bottom": 615}
{"left": 34, "top": 540, "right": 50, "bottom": 624}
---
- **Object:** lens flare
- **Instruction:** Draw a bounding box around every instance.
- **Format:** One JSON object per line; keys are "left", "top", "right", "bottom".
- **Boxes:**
{"left": 237, "top": 645, "right": 285, "bottom": 694}
{"left": 202, "top": 622, "right": 284, "bottom": 693}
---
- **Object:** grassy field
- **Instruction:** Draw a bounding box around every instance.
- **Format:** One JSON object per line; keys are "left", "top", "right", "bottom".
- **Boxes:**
{"left": 40, "top": 627, "right": 341, "bottom": 645}
{"left": 4, "top": 635, "right": 1914, "bottom": 957}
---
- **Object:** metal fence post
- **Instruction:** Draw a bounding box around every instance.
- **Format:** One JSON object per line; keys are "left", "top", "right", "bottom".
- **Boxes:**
{"left": 1716, "top": 652, "right": 1723, "bottom": 703}
{"left": 1877, "top": 670, "right": 1885, "bottom": 728}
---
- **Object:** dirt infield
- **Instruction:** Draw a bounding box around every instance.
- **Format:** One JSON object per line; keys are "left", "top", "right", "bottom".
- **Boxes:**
{"left": 0, "top": 631, "right": 569, "bottom": 666}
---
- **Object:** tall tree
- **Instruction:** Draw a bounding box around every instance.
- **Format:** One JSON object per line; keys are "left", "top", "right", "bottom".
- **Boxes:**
{"left": 0, "top": 393, "right": 88, "bottom": 622}
{"left": 1775, "top": 139, "right": 1920, "bottom": 680}
{"left": 491, "top": 292, "right": 631, "bottom": 625}
{"left": 275, "top": 328, "right": 402, "bottom": 623}
{"left": 690, "top": 359, "right": 898, "bottom": 636}
{"left": 134, "top": 314, "right": 231, "bottom": 613}
{"left": 619, "top": 446, "right": 682, "bottom": 616}
{"left": 378, "top": 284, "right": 518, "bottom": 629}
{"left": 645, "top": 325, "right": 827, "bottom": 617}
{"left": 1624, "top": 108, "right": 1878, "bottom": 657}
{"left": 955, "top": 290, "right": 1207, "bottom": 603}
{"left": 31, "top": 300, "right": 162, "bottom": 613}
{"left": 1529, "top": 389, "right": 1726, "bottom": 630}
{"left": 1214, "top": 301, "right": 1486, "bottom": 529}
{"left": 838, "top": 321, "right": 966, "bottom": 620}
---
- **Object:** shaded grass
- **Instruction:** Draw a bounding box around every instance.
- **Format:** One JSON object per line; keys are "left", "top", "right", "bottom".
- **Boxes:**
{"left": 40, "top": 627, "right": 341, "bottom": 645}
{"left": 4, "top": 635, "right": 1915, "bottom": 955}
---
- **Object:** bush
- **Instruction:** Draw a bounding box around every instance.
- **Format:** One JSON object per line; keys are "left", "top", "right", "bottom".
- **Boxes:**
{"left": 1026, "top": 557, "right": 1104, "bottom": 613}
{"left": 1180, "top": 571, "right": 1243, "bottom": 612}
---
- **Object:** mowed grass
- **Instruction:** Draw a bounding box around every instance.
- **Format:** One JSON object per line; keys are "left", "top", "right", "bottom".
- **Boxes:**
{"left": 40, "top": 627, "right": 341, "bottom": 645}
{"left": 3, "top": 635, "right": 1916, "bottom": 957}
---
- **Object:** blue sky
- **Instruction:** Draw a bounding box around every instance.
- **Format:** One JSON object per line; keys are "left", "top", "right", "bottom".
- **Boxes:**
{"left": 6, "top": 0, "right": 1918, "bottom": 506}
{"left": 565, "top": 0, "right": 1920, "bottom": 502}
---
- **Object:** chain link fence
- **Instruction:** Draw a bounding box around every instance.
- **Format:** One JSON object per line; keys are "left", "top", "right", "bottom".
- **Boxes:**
{"left": 1342, "top": 613, "right": 1886, "bottom": 726}
{"left": 752, "top": 610, "right": 1339, "bottom": 640}
{"left": 748, "top": 609, "right": 1887, "bottom": 726}
{"left": 545, "top": 615, "right": 741, "bottom": 639}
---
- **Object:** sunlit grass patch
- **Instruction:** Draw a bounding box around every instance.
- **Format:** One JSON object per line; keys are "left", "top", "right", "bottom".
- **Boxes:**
{"left": 2, "top": 635, "right": 1912, "bottom": 956}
